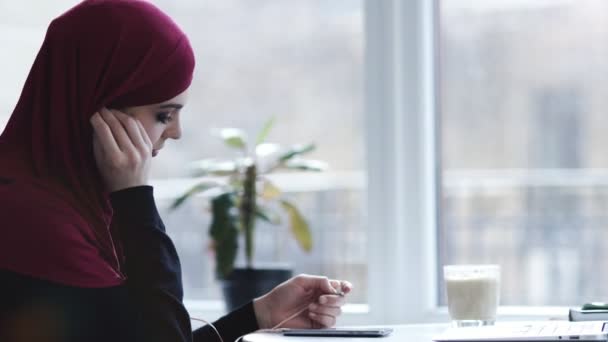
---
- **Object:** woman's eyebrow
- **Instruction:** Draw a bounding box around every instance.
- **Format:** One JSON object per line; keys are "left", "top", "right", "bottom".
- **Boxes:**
{"left": 158, "top": 103, "right": 183, "bottom": 110}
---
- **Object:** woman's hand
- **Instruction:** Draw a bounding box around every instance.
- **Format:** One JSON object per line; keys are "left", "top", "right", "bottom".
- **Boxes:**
{"left": 253, "top": 274, "right": 353, "bottom": 329}
{"left": 90, "top": 107, "right": 153, "bottom": 192}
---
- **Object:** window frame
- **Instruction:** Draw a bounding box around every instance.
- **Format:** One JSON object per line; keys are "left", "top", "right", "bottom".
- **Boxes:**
{"left": 180, "top": 0, "right": 572, "bottom": 325}
{"left": 364, "top": 0, "right": 572, "bottom": 324}
{"left": 364, "top": 0, "right": 439, "bottom": 324}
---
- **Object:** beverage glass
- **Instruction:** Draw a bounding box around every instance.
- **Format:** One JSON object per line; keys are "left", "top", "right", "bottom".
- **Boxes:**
{"left": 443, "top": 264, "right": 500, "bottom": 327}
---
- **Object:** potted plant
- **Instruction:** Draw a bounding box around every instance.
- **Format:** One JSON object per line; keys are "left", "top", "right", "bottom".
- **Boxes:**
{"left": 170, "top": 118, "right": 327, "bottom": 310}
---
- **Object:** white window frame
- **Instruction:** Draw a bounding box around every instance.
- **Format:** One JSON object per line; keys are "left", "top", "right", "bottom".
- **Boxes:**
{"left": 181, "top": 0, "right": 572, "bottom": 326}
{"left": 365, "top": 0, "right": 572, "bottom": 324}
{"left": 364, "top": 0, "right": 439, "bottom": 324}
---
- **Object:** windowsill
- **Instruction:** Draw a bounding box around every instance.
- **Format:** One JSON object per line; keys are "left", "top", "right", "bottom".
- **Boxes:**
{"left": 185, "top": 300, "right": 571, "bottom": 326}
{"left": 150, "top": 171, "right": 365, "bottom": 201}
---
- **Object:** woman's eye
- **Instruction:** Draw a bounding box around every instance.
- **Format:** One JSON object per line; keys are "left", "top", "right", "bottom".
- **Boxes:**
{"left": 156, "top": 112, "right": 172, "bottom": 124}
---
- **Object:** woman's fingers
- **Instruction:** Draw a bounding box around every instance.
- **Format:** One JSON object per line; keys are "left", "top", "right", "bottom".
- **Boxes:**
{"left": 109, "top": 109, "right": 151, "bottom": 155}
{"left": 294, "top": 274, "right": 349, "bottom": 298}
{"left": 135, "top": 119, "right": 153, "bottom": 150}
{"left": 90, "top": 112, "right": 120, "bottom": 155}
{"left": 330, "top": 279, "right": 353, "bottom": 295}
{"left": 310, "top": 279, "right": 348, "bottom": 328}
{"left": 317, "top": 293, "right": 346, "bottom": 307}
{"left": 308, "top": 312, "right": 336, "bottom": 328}
{"left": 308, "top": 303, "right": 341, "bottom": 317}
{"left": 97, "top": 108, "right": 152, "bottom": 157}
{"left": 89, "top": 108, "right": 152, "bottom": 192}
{"left": 98, "top": 108, "right": 133, "bottom": 152}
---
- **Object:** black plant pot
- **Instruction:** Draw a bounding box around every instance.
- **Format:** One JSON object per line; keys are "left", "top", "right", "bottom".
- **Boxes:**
{"left": 221, "top": 267, "right": 292, "bottom": 312}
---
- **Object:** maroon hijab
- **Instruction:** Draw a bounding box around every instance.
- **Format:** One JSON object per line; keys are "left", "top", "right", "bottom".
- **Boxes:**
{"left": 0, "top": 0, "right": 195, "bottom": 287}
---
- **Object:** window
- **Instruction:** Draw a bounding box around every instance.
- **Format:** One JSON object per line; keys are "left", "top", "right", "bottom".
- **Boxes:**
{"left": 154, "top": 0, "right": 366, "bottom": 305}
{"left": 1, "top": 1, "right": 367, "bottom": 307}
{"left": 439, "top": 0, "right": 608, "bottom": 306}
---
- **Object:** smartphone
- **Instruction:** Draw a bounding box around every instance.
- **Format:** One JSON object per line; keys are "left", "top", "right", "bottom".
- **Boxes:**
{"left": 282, "top": 327, "right": 393, "bottom": 337}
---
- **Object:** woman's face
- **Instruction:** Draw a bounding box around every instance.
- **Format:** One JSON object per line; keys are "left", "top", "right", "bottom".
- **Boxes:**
{"left": 122, "top": 89, "right": 189, "bottom": 157}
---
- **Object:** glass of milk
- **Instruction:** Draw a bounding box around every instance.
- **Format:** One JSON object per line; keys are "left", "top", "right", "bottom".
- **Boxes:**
{"left": 443, "top": 264, "right": 500, "bottom": 327}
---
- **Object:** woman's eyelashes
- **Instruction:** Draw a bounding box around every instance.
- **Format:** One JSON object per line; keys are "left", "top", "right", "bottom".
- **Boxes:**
{"left": 156, "top": 112, "right": 172, "bottom": 124}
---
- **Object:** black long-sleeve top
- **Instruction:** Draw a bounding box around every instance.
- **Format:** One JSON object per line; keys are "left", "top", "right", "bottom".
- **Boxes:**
{"left": 0, "top": 186, "right": 259, "bottom": 341}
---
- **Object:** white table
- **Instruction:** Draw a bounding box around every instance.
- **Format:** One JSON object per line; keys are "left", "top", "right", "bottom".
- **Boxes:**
{"left": 242, "top": 324, "right": 449, "bottom": 342}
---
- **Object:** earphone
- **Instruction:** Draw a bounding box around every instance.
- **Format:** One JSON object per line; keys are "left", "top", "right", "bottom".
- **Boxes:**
{"left": 190, "top": 287, "right": 346, "bottom": 342}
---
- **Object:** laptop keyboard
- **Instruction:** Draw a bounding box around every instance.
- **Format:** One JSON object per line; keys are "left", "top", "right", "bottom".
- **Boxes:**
{"left": 511, "top": 322, "right": 605, "bottom": 337}
{"left": 434, "top": 321, "right": 608, "bottom": 341}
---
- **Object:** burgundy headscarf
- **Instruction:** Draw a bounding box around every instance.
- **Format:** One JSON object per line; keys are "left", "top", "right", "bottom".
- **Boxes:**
{"left": 0, "top": 0, "right": 195, "bottom": 287}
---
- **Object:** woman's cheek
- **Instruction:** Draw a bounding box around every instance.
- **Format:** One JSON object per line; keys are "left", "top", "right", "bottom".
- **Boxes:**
{"left": 150, "top": 128, "right": 165, "bottom": 145}
{"left": 139, "top": 121, "right": 159, "bottom": 143}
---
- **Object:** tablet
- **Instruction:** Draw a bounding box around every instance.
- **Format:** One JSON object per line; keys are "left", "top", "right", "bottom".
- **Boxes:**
{"left": 282, "top": 327, "right": 393, "bottom": 337}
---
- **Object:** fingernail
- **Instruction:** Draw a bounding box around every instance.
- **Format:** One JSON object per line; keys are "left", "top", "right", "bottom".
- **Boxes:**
{"left": 309, "top": 312, "right": 316, "bottom": 318}
{"left": 319, "top": 297, "right": 327, "bottom": 304}
{"left": 309, "top": 303, "right": 317, "bottom": 311}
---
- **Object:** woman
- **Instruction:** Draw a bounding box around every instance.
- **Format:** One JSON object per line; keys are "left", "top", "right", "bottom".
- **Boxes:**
{"left": 0, "top": 1, "right": 351, "bottom": 341}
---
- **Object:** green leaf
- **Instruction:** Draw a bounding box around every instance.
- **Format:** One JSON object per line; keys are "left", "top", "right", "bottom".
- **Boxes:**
{"left": 260, "top": 180, "right": 282, "bottom": 200}
{"left": 170, "top": 181, "right": 221, "bottom": 210}
{"left": 255, "top": 117, "right": 275, "bottom": 145}
{"left": 280, "top": 199, "right": 313, "bottom": 252}
{"left": 255, "top": 206, "right": 281, "bottom": 225}
{"left": 209, "top": 193, "right": 239, "bottom": 279}
{"left": 229, "top": 177, "right": 243, "bottom": 190}
{"left": 283, "top": 159, "right": 328, "bottom": 172}
{"left": 278, "top": 143, "right": 316, "bottom": 162}
{"left": 220, "top": 128, "right": 247, "bottom": 150}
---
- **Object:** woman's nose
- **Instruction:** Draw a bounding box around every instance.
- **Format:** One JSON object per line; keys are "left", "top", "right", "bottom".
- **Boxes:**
{"left": 166, "top": 120, "right": 182, "bottom": 140}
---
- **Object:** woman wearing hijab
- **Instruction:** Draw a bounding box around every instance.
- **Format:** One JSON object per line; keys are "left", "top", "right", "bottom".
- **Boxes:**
{"left": 0, "top": 1, "right": 352, "bottom": 341}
